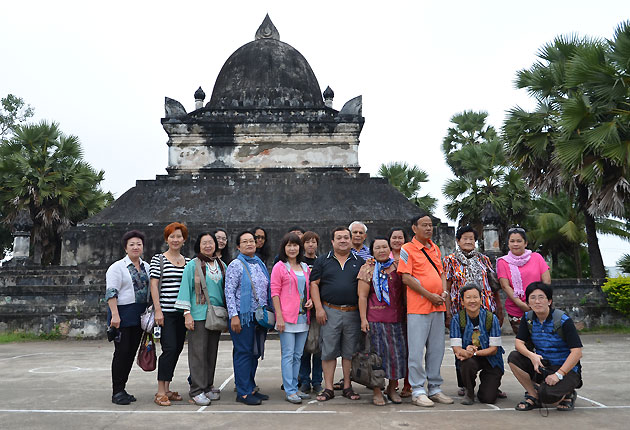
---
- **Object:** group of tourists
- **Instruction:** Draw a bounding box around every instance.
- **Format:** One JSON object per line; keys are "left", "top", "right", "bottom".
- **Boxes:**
{"left": 105, "top": 214, "right": 583, "bottom": 413}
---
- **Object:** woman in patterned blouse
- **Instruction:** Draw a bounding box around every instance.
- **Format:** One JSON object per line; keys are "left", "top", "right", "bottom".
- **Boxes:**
{"left": 443, "top": 225, "right": 504, "bottom": 397}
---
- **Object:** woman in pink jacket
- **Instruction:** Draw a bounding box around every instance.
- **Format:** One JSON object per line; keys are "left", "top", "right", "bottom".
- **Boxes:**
{"left": 271, "top": 233, "right": 313, "bottom": 404}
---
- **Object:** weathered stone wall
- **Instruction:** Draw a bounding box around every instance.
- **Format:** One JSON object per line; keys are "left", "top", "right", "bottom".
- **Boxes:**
{"left": 1, "top": 268, "right": 626, "bottom": 339}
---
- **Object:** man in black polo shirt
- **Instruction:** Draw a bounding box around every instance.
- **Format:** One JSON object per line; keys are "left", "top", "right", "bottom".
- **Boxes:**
{"left": 310, "top": 226, "right": 365, "bottom": 401}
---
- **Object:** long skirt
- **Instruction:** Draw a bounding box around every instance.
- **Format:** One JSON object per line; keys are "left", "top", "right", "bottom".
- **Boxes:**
{"left": 368, "top": 321, "right": 407, "bottom": 380}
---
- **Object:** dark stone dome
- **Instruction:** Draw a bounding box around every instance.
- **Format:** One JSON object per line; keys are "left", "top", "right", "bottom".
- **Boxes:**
{"left": 208, "top": 38, "right": 324, "bottom": 109}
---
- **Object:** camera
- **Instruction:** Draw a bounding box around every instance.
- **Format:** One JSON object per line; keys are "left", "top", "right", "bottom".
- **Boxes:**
{"left": 107, "top": 326, "right": 121, "bottom": 343}
{"left": 153, "top": 325, "right": 161, "bottom": 339}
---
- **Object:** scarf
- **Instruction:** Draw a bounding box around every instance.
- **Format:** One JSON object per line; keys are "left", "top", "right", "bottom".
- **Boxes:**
{"left": 454, "top": 248, "right": 485, "bottom": 286}
{"left": 497, "top": 250, "right": 532, "bottom": 298}
{"left": 194, "top": 254, "right": 225, "bottom": 305}
{"left": 373, "top": 258, "right": 395, "bottom": 305}
{"left": 126, "top": 262, "right": 150, "bottom": 304}
{"left": 236, "top": 253, "right": 270, "bottom": 326}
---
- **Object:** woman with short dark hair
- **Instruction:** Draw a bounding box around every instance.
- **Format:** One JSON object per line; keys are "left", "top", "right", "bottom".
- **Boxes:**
{"left": 450, "top": 283, "right": 504, "bottom": 405}
{"left": 497, "top": 227, "right": 551, "bottom": 335}
{"left": 225, "top": 231, "right": 271, "bottom": 405}
{"left": 106, "top": 230, "right": 151, "bottom": 405}
{"left": 175, "top": 232, "right": 227, "bottom": 406}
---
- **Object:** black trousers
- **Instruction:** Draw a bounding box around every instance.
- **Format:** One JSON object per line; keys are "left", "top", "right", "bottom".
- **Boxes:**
{"left": 111, "top": 325, "right": 143, "bottom": 395}
{"left": 157, "top": 312, "right": 187, "bottom": 382}
{"left": 459, "top": 356, "right": 503, "bottom": 404}
{"left": 188, "top": 321, "right": 222, "bottom": 397}
{"left": 508, "top": 350, "right": 582, "bottom": 404}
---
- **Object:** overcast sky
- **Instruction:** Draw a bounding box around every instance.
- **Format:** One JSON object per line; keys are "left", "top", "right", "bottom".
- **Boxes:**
{"left": 1, "top": 1, "right": 628, "bottom": 265}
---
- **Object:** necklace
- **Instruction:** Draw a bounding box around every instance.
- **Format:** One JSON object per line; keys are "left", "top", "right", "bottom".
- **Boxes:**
{"left": 206, "top": 260, "right": 222, "bottom": 282}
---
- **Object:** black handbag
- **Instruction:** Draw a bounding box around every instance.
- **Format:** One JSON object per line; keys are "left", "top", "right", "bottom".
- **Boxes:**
{"left": 350, "top": 333, "right": 385, "bottom": 389}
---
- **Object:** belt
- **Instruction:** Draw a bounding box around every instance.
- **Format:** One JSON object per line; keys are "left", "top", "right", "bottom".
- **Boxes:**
{"left": 322, "top": 301, "right": 358, "bottom": 312}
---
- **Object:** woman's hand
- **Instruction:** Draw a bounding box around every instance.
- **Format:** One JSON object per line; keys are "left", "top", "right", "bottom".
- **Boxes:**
{"left": 361, "top": 318, "right": 369, "bottom": 333}
{"left": 185, "top": 313, "right": 194, "bottom": 331}
{"left": 231, "top": 315, "right": 242, "bottom": 334}
{"left": 516, "top": 298, "right": 531, "bottom": 312}
{"left": 276, "top": 315, "right": 285, "bottom": 333}
{"left": 110, "top": 313, "right": 120, "bottom": 329}
{"left": 304, "top": 299, "right": 313, "bottom": 310}
{"left": 154, "top": 309, "right": 164, "bottom": 326}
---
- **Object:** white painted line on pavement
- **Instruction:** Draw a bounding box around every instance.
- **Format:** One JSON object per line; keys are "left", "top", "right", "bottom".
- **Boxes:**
{"left": 485, "top": 403, "right": 501, "bottom": 410}
{"left": 0, "top": 409, "right": 338, "bottom": 415}
{"left": 397, "top": 405, "right": 630, "bottom": 413}
{"left": 577, "top": 395, "right": 607, "bottom": 408}
{"left": 296, "top": 405, "right": 307, "bottom": 412}
{"left": 197, "top": 406, "right": 207, "bottom": 412}
{"left": 0, "top": 352, "right": 54, "bottom": 361}
{"left": 218, "top": 373, "right": 234, "bottom": 391}
{"left": 308, "top": 400, "right": 318, "bottom": 404}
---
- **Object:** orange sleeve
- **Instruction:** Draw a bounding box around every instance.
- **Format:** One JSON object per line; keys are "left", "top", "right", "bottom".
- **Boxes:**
{"left": 397, "top": 244, "right": 413, "bottom": 275}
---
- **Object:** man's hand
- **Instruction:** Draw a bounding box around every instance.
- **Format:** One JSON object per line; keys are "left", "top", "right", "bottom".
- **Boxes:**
{"left": 427, "top": 293, "right": 445, "bottom": 306}
{"left": 361, "top": 318, "right": 369, "bottom": 333}
{"left": 529, "top": 353, "right": 544, "bottom": 373}
{"left": 316, "top": 307, "right": 327, "bottom": 325}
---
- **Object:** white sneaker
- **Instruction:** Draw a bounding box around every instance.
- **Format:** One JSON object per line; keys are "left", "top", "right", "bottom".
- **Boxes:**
{"left": 192, "top": 393, "right": 211, "bottom": 406}
{"left": 411, "top": 394, "right": 434, "bottom": 407}
{"left": 205, "top": 391, "right": 220, "bottom": 401}
{"left": 429, "top": 392, "right": 454, "bottom": 404}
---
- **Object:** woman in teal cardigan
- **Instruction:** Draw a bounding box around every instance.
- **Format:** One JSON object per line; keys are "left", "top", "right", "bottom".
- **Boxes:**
{"left": 175, "top": 232, "right": 227, "bottom": 406}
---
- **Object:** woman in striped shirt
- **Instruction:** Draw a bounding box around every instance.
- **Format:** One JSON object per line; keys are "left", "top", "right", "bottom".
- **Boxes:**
{"left": 150, "top": 222, "right": 190, "bottom": 407}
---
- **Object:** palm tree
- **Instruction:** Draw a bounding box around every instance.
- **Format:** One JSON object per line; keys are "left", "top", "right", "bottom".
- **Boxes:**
{"left": 504, "top": 22, "right": 630, "bottom": 278}
{"left": 378, "top": 162, "right": 437, "bottom": 213}
{"left": 442, "top": 111, "right": 531, "bottom": 243}
{"left": 0, "top": 121, "right": 113, "bottom": 264}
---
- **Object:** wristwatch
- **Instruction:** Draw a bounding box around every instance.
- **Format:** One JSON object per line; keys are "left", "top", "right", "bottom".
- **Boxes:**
{"left": 473, "top": 351, "right": 477, "bottom": 356}
{"left": 555, "top": 372, "right": 564, "bottom": 380}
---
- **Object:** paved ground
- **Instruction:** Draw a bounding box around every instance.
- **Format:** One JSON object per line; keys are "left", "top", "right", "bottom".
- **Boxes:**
{"left": 0, "top": 333, "right": 628, "bottom": 429}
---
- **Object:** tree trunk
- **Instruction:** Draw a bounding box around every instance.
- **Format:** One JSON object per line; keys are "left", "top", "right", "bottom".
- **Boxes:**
{"left": 578, "top": 185, "right": 605, "bottom": 278}
{"left": 573, "top": 246, "right": 582, "bottom": 279}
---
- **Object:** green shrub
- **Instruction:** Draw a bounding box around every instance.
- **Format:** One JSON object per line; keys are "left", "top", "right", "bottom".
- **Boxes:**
{"left": 602, "top": 276, "right": 630, "bottom": 316}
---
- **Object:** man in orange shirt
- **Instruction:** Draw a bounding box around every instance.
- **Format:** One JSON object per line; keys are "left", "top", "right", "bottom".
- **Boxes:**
{"left": 398, "top": 213, "right": 454, "bottom": 407}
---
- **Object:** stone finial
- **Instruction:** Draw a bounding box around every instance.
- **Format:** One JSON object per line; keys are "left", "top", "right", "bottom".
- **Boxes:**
{"left": 194, "top": 86, "right": 206, "bottom": 110}
{"left": 255, "top": 14, "right": 280, "bottom": 40}
{"left": 339, "top": 95, "right": 362, "bottom": 117}
{"left": 164, "top": 97, "right": 187, "bottom": 118}
{"left": 323, "top": 86, "right": 334, "bottom": 108}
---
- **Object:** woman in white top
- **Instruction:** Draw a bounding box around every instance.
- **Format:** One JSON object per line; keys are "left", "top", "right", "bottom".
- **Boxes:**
{"left": 150, "top": 222, "right": 190, "bottom": 407}
{"left": 105, "top": 230, "right": 151, "bottom": 405}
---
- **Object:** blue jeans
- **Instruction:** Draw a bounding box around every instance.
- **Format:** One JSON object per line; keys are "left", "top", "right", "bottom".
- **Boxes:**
{"left": 229, "top": 321, "right": 264, "bottom": 397}
{"left": 279, "top": 331, "right": 308, "bottom": 395}
{"left": 298, "top": 351, "right": 323, "bottom": 387}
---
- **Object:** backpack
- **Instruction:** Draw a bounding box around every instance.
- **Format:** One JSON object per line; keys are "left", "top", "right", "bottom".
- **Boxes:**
{"left": 458, "top": 309, "right": 494, "bottom": 333}
{"left": 525, "top": 309, "right": 566, "bottom": 342}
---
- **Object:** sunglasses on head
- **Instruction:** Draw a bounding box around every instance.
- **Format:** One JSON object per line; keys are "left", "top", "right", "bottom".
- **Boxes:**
{"left": 508, "top": 227, "right": 525, "bottom": 234}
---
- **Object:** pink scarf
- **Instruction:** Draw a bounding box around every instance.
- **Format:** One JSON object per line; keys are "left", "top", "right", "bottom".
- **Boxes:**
{"left": 498, "top": 250, "right": 532, "bottom": 299}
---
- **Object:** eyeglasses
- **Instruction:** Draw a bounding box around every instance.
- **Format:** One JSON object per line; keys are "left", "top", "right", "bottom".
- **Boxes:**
{"left": 255, "top": 235, "right": 265, "bottom": 240}
{"left": 529, "top": 295, "right": 548, "bottom": 302}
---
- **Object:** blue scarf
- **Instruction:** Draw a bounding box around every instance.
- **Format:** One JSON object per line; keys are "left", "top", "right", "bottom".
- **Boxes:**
{"left": 236, "top": 253, "right": 270, "bottom": 326}
{"left": 372, "top": 258, "right": 395, "bottom": 305}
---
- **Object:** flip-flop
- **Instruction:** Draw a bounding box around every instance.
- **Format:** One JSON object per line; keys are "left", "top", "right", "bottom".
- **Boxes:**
{"left": 373, "top": 396, "right": 386, "bottom": 406}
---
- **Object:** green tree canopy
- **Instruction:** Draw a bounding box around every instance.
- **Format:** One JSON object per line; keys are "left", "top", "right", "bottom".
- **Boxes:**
{"left": 504, "top": 21, "right": 630, "bottom": 277}
{"left": 0, "top": 121, "right": 113, "bottom": 264}
{"left": 378, "top": 161, "right": 437, "bottom": 213}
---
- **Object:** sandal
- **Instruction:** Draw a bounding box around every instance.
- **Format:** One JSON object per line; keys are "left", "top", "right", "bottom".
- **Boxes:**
{"left": 373, "top": 395, "right": 386, "bottom": 406}
{"left": 166, "top": 391, "right": 183, "bottom": 401}
{"left": 515, "top": 393, "right": 540, "bottom": 411}
{"left": 342, "top": 387, "right": 361, "bottom": 400}
{"left": 154, "top": 393, "right": 171, "bottom": 407}
{"left": 557, "top": 391, "right": 576, "bottom": 411}
{"left": 317, "top": 388, "right": 335, "bottom": 402}
{"left": 332, "top": 378, "right": 344, "bottom": 390}
{"left": 400, "top": 387, "right": 412, "bottom": 398}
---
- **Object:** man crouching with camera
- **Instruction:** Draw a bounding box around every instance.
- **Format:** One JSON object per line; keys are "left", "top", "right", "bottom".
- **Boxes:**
{"left": 507, "top": 282, "right": 583, "bottom": 412}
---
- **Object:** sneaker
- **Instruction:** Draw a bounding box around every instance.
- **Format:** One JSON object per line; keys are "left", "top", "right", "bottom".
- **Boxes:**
{"left": 296, "top": 390, "right": 311, "bottom": 399}
{"left": 112, "top": 391, "right": 131, "bottom": 405}
{"left": 429, "top": 392, "right": 454, "bottom": 404}
{"left": 298, "top": 383, "right": 311, "bottom": 394}
{"left": 205, "top": 391, "right": 221, "bottom": 401}
{"left": 461, "top": 396, "right": 474, "bottom": 405}
{"left": 411, "top": 394, "right": 434, "bottom": 407}
{"left": 286, "top": 393, "right": 302, "bottom": 404}
{"left": 191, "top": 393, "right": 211, "bottom": 406}
{"left": 236, "top": 394, "right": 262, "bottom": 406}
{"left": 252, "top": 391, "right": 269, "bottom": 401}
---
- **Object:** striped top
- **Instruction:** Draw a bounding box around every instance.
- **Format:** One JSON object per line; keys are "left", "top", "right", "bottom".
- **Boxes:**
{"left": 150, "top": 253, "right": 190, "bottom": 313}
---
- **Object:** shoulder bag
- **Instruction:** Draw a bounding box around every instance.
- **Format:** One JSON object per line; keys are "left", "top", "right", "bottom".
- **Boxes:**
{"left": 196, "top": 259, "right": 229, "bottom": 331}
{"left": 350, "top": 332, "right": 385, "bottom": 389}
{"left": 140, "top": 255, "right": 163, "bottom": 332}
{"left": 240, "top": 260, "right": 275, "bottom": 329}
{"left": 137, "top": 331, "right": 156, "bottom": 371}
